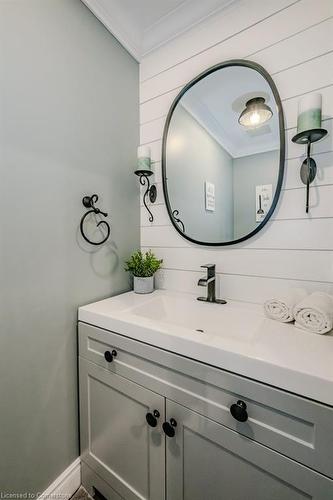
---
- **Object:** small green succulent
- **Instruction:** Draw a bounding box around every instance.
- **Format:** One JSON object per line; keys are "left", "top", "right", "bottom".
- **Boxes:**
{"left": 125, "top": 250, "right": 163, "bottom": 277}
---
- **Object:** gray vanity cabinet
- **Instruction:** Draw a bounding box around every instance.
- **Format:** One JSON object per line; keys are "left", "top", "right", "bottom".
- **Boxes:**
{"left": 165, "top": 400, "right": 331, "bottom": 500}
{"left": 78, "top": 323, "right": 333, "bottom": 499}
{"left": 79, "top": 358, "right": 165, "bottom": 500}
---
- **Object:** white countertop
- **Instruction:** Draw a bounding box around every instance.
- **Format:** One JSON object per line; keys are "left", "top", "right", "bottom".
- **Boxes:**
{"left": 79, "top": 290, "right": 333, "bottom": 406}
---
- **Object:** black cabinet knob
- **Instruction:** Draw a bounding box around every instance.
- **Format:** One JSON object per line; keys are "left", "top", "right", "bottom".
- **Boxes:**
{"left": 146, "top": 409, "right": 160, "bottom": 428}
{"left": 104, "top": 349, "right": 117, "bottom": 363}
{"left": 162, "top": 418, "right": 177, "bottom": 437}
{"left": 230, "top": 400, "right": 248, "bottom": 422}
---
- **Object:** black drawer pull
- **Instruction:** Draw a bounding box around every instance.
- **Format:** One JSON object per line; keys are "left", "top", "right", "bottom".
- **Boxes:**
{"left": 146, "top": 409, "right": 160, "bottom": 428}
{"left": 104, "top": 349, "right": 117, "bottom": 363}
{"left": 230, "top": 400, "right": 248, "bottom": 422}
{"left": 163, "top": 418, "right": 177, "bottom": 437}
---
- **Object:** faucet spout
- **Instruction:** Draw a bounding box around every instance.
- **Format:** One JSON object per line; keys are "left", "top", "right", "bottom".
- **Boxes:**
{"left": 198, "top": 276, "right": 215, "bottom": 286}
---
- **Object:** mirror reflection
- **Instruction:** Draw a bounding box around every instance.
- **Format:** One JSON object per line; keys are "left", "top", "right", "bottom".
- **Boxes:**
{"left": 163, "top": 63, "right": 283, "bottom": 245}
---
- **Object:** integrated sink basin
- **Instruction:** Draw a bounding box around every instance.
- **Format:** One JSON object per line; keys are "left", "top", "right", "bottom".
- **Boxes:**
{"left": 79, "top": 289, "right": 333, "bottom": 406}
{"left": 129, "top": 292, "right": 262, "bottom": 341}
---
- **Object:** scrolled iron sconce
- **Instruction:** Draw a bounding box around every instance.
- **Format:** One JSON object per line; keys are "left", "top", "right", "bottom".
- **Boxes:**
{"left": 291, "top": 129, "right": 327, "bottom": 213}
{"left": 292, "top": 93, "right": 328, "bottom": 213}
{"left": 135, "top": 169, "right": 157, "bottom": 223}
{"left": 80, "top": 194, "right": 111, "bottom": 245}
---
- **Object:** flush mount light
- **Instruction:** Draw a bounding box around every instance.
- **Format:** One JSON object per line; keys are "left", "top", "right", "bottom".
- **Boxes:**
{"left": 238, "top": 97, "right": 273, "bottom": 128}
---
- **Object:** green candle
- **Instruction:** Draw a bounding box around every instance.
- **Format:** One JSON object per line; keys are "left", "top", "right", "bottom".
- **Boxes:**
{"left": 297, "top": 93, "right": 322, "bottom": 133}
{"left": 137, "top": 145, "right": 151, "bottom": 171}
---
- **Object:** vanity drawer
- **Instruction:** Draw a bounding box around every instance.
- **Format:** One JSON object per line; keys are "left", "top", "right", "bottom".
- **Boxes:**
{"left": 79, "top": 322, "right": 333, "bottom": 479}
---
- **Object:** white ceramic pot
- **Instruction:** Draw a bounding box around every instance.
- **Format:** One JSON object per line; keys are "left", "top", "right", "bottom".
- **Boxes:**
{"left": 133, "top": 276, "right": 154, "bottom": 294}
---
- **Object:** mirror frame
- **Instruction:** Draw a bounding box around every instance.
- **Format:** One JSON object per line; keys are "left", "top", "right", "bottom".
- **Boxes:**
{"left": 161, "top": 59, "right": 285, "bottom": 246}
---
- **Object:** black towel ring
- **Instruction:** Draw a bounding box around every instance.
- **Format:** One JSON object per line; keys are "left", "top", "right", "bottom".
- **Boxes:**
{"left": 80, "top": 194, "right": 110, "bottom": 246}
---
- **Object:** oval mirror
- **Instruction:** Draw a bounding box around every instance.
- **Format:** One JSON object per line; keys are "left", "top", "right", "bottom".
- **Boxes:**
{"left": 162, "top": 60, "right": 285, "bottom": 246}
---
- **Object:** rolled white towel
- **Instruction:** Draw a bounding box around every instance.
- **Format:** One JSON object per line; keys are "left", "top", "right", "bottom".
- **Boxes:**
{"left": 293, "top": 292, "right": 333, "bottom": 335}
{"left": 264, "top": 288, "right": 308, "bottom": 323}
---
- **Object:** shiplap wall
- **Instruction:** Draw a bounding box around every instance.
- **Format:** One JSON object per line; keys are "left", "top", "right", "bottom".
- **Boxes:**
{"left": 139, "top": 0, "right": 333, "bottom": 304}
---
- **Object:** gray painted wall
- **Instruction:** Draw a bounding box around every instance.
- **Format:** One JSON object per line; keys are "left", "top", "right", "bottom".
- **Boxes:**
{"left": 233, "top": 150, "right": 279, "bottom": 239}
{"left": 0, "top": 0, "right": 139, "bottom": 494}
{"left": 167, "top": 106, "right": 233, "bottom": 242}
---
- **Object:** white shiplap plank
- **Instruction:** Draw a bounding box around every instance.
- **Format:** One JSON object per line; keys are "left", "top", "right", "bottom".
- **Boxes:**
{"left": 249, "top": 16, "right": 333, "bottom": 74}
{"left": 155, "top": 268, "right": 333, "bottom": 304}
{"left": 141, "top": 10, "right": 333, "bottom": 103}
{"left": 140, "top": 0, "right": 303, "bottom": 81}
{"left": 143, "top": 246, "right": 333, "bottom": 283}
{"left": 141, "top": 202, "right": 169, "bottom": 227}
{"left": 142, "top": 218, "right": 333, "bottom": 250}
{"left": 274, "top": 51, "right": 333, "bottom": 101}
{"left": 141, "top": 225, "right": 190, "bottom": 248}
{"left": 140, "top": 88, "right": 179, "bottom": 124}
{"left": 246, "top": 218, "right": 333, "bottom": 250}
{"left": 140, "top": 117, "right": 165, "bottom": 144}
{"left": 274, "top": 185, "right": 333, "bottom": 220}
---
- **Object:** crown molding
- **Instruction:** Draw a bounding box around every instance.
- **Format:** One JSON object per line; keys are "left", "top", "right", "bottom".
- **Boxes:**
{"left": 80, "top": 0, "right": 142, "bottom": 61}
{"left": 81, "top": 0, "right": 237, "bottom": 61}
{"left": 142, "top": 0, "right": 237, "bottom": 56}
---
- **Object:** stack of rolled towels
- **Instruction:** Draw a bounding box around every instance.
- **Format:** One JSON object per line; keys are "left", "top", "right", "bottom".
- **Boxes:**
{"left": 264, "top": 289, "right": 333, "bottom": 335}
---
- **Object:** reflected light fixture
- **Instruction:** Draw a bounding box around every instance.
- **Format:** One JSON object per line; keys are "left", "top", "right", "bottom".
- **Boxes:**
{"left": 238, "top": 97, "right": 273, "bottom": 128}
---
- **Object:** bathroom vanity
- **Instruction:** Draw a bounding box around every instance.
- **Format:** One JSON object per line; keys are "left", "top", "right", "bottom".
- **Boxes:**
{"left": 78, "top": 291, "right": 333, "bottom": 500}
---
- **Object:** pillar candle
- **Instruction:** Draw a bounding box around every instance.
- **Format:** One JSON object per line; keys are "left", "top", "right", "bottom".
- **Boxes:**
{"left": 137, "top": 145, "right": 151, "bottom": 171}
{"left": 297, "top": 93, "right": 322, "bottom": 134}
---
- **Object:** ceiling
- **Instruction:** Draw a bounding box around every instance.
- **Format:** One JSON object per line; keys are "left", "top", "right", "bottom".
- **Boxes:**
{"left": 81, "top": 0, "right": 236, "bottom": 61}
{"left": 180, "top": 65, "right": 279, "bottom": 158}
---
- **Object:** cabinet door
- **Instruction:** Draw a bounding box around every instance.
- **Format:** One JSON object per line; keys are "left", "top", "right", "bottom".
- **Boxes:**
{"left": 79, "top": 358, "right": 165, "bottom": 500}
{"left": 165, "top": 400, "right": 333, "bottom": 500}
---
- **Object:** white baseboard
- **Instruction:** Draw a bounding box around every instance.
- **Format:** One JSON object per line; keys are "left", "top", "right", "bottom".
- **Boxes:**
{"left": 39, "top": 458, "right": 81, "bottom": 499}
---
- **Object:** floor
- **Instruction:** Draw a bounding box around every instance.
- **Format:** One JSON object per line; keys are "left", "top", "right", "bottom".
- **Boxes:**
{"left": 71, "top": 487, "right": 93, "bottom": 500}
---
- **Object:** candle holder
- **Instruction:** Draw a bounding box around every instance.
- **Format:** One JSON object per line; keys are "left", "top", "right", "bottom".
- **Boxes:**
{"left": 291, "top": 128, "right": 327, "bottom": 213}
{"left": 135, "top": 169, "right": 157, "bottom": 223}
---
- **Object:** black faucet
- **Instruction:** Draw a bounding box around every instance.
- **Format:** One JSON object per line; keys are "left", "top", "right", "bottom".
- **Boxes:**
{"left": 197, "top": 264, "right": 227, "bottom": 304}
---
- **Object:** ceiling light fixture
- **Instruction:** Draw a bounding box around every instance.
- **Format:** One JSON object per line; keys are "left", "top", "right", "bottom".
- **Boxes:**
{"left": 238, "top": 97, "right": 273, "bottom": 128}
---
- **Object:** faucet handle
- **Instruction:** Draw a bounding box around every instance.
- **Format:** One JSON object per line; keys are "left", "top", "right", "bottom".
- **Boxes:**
{"left": 200, "top": 264, "right": 215, "bottom": 278}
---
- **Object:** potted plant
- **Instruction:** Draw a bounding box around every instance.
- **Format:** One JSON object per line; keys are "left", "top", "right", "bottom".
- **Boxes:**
{"left": 125, "top": 250, "right": 163, "bottom": 294}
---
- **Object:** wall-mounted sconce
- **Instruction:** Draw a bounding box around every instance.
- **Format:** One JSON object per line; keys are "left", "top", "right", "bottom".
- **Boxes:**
{"left": 238, "top": 97, "right": 273, "bottom": 129}
{"left": 292, "top": 93, "right": 328, "bottom": 213}
{"left": 135, "top": 146, "right": 157, "bottom": 223}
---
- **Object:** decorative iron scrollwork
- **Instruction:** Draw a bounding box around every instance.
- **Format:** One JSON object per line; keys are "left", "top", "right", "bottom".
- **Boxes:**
{"left": 172, "top": 209, "right": 185, "bottom": 233}
{"left": 135, "top": 170, "right": 157, "bottom": 223}
{"left": 292, "top": 128, "right": 328, "bottom": 213}
{"left": 80, "top": 194, "right": 110, "bottom": 246}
